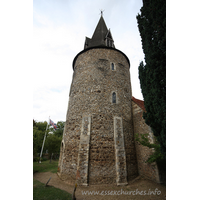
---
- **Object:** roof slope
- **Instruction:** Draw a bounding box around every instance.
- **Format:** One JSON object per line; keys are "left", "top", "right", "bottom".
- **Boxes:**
{"left": 132, "top": 96, "right": 146, "bottom": 111}
{"left": 92, "top": 16, "right": 108, "bottom": 43}
{"left": 84, "top": 16, "right": 115, "bottom": 49}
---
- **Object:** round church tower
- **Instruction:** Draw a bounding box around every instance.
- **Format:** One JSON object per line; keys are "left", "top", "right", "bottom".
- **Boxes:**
{"left": 58, "top": 16, "right": 138, "bottom": 186}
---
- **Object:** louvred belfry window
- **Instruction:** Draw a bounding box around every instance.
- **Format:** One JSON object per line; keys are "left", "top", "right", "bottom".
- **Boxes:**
{"left": 107, "top": 39, "right": 113, "bottom": 47}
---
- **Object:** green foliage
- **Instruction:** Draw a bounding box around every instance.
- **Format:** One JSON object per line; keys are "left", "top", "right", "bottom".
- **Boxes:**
{"left": 33, "top": 127, "right": 44, "bottom": 156}
{"left": 33, "top": 160, "right": 59, "bottom": 174}
{"left": 33, "top": 120, "right": 64, "bottom": 157}
{"left": 33, "top": 119, "right": 37, "bottom": 127}
{"left": 46, "top": 133, "right": 62, "bottom": 156}
{"left": 33, "top": 120, "right": 48, "bottom": 156}
{"left": 36, "top": 121, "right": 48, "bottom": 132}
{"left": 42, "top": 157, "right": 48, "bottom": 161}
{"left": 33, "top": 157, "right": 41, "bottom": 163}
{"left": 137, "top": 0, "right": 166, "bottom": 159}
{"left": 33, "top": 179, "right": 71, "bottom": 200}
{"left": 45, "top": 121, "right": 64, "bottom": 157}
{"left": 54, "top": 121, "right": 65, "bottom": 137}
{"left": 33, "top": 157, "right": 48, "bottom": 162}
{"left": 135, "top": 133, "right": 163, "bottom": 163}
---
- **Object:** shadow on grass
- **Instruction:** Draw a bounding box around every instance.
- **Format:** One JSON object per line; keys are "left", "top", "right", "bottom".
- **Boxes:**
{"left": 33, "top": 179, "right": 72, "bottom": 200}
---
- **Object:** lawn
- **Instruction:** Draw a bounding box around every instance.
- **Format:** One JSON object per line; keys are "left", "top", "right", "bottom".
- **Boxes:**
{"left": 33, "top": 179, "right": 71, "bottom": 200}
{"left": 33, "top": 160, "right": 59, "bottom": 174}
{"left": 33, "top": 159, "right": 72, "bottom": 200}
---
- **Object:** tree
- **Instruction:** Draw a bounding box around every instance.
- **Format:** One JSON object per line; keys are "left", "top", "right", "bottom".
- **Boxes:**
{"left": 54, "top": 121, "right": 65, "bottom": 137}
{"left": 33, "top": 120, "right": 48, "bottom": 156}
{"left": 33, "top": 120, "right": 64, "bottom": 162}
{"left": 46, "top": 134, "right": 62, "bottom": 163}
{"left": 36, "top": 121, "right": 48, "bottom": 132}
{"left": 33, "top": 119, "right": 37, "bottom": 127}
{"left": 136, "top": 0, "right": 166, "bottom": 160}
{"left": 45, "top": 121, "right": 64, "bottom": 162}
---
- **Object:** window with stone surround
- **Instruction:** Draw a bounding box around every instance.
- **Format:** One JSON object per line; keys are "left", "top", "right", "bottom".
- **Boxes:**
{"left": 112, "top": 63, "right": 114, "bottom": 70}
{"left": 111, "top": 63, "right": 116, "bottom": 71}
{"left": 112, "top": 92, "right": 116, "bottom": 103}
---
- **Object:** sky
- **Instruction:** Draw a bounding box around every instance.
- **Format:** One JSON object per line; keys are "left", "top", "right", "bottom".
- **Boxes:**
{"left": 33, "top": 0, "right": 145, "bottom": 123}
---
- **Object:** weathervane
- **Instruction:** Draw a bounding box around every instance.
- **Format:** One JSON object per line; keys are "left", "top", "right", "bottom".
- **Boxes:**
{"left": 100, "top": 9, "right": 105, "bottom": 16}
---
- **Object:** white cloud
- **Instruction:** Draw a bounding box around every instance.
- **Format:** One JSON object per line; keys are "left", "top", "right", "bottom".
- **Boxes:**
{"left": 33, "top": 0, "right": 144, "bottom": 122}
{"left": 33, "top": 85, "right": 69, "bottom": 122}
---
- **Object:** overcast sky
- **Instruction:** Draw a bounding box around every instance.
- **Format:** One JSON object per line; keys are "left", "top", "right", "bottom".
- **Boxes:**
{"left": 33, "top": 0, "right": 145, "bottom": 123}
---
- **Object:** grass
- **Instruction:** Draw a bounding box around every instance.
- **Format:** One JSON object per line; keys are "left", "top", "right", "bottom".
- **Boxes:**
{"left": 33, "top": 179, "right": 71, "bottom": 200}
{"left": 33, "top": 160, "right": 59, "bottom": 174}
{"left": 33, "top": 160, "right": 72, "bottom": 199}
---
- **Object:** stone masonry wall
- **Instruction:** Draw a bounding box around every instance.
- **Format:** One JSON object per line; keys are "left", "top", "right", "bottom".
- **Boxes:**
{"left": 58, "top": 48, "right": 138, "bottom": 185}
{"left": 132, "top": 101, "right": 160, "bottom": 183}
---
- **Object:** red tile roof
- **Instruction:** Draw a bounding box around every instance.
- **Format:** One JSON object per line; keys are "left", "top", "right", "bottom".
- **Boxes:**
{"left": 132, "top": 96, "right": 146, "bottom": 111}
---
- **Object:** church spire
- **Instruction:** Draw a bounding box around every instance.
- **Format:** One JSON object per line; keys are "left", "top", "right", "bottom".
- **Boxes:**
{"left": 84, "top": 15, "right": 115, "bottom": 49}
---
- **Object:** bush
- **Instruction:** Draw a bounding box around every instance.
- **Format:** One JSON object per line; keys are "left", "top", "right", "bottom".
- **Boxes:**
{"left": 33, "top": 157, "right": 40, "bottom": 162}
{"left": 42, "top": 157, "right": 47, "bottom": 161}
{"left": 135, "top": 133, "right": 164, "bottom": 163}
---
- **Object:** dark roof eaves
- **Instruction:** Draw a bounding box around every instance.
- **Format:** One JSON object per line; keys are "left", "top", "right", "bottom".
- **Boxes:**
{"left": 72, "top": 46, "right": 130, "bottom": 70}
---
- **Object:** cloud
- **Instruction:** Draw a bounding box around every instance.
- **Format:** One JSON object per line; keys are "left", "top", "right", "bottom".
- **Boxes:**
{"left": 33, "top": 85, "right": 69, "bottom": 122}
{"left": 33, "top": 0, "right": 144, "bottom": 122}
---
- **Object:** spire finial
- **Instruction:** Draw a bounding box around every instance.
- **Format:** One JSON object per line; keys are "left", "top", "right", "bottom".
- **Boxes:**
{"left": 100, "top": 9, "right": 105, "bottom": 16}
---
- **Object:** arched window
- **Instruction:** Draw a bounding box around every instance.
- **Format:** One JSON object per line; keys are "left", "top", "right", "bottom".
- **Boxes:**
{"left": 112, "top": 92, "right": 116, "bottom": 103}
{"left": 111, "top": 63, "right": 114, "bottom": 70}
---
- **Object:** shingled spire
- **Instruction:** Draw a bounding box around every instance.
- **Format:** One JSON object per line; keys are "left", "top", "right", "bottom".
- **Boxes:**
{"left": 84, "top": 16, "right": 115, "bottom": 49}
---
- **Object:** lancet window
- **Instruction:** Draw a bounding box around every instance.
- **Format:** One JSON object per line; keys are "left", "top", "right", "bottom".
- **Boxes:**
{"left": 112, "top": 92, "right": 116, "bottom": 103}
